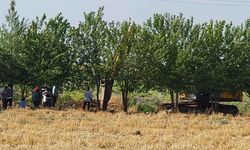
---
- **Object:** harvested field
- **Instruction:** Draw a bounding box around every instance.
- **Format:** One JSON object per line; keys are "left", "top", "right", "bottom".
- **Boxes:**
{"left": 0, "top": 109, "right": 250, "bottom": 150}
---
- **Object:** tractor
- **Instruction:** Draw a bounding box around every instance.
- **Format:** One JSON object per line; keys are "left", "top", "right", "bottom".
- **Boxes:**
{"left": 177, "top": 91, "right": 242, "bottom": 116}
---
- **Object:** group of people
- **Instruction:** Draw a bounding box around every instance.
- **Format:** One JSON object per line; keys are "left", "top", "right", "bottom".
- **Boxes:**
{"left": 32, "top": 85, "right": 93, "bottom": 111}
{"left": 32, "top": 84, "right": 58, "bottom": 108}
{"left": 1, "top": 84, "right": 93, "bottom": 111}
{"left": 0, "top": 84, "right": 58, "bottom": 110}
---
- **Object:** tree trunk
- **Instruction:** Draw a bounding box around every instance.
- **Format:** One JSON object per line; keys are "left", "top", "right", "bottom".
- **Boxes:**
{"left": 25, "top": 86, "right": 28, "bottom": 97}
{"left": 102, "top": 79, "right": 114, "bottom": 110}
{"left": 122, "top": 79, "right": 129, "bottom": 112}
{"left": 21, "top": 85, "right": 26, "bottom": 98}
{"left": 214, "top": 93, "right": 219, "bottom": 114}
{"left": 175, "top": 92, "right": 179, "bottom": 112}
{"left": 96, "top": 80, "right": 101, "bottom": 109}
{"left": 170, "top": 89, "right": 174, "bottom": 111}
{"left": 122, "top": 90, "right": 127, "bottom": 112}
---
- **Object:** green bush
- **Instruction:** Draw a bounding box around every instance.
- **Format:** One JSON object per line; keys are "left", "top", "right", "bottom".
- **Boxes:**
{"left": 128, "top": 98, "right": 137, "bottom": 106}
{"left": 60, "top": 90, "right": 83, "bottom": 102}
{"left": 25, "top": 96, "right": 33, "bottom": 106}
{"left": 60, "top": 95, "right": 73, "bottom": 103}
{"left": 137, "top": 103, "right": 155, "bottom": 113}
{"left": 229, "top": 94, "right": 250, "bottom": 114}
{"left": 238, "top": 101, "right": 250, "bottom": 114}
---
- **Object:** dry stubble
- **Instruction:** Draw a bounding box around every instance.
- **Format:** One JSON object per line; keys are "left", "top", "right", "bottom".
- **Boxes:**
{"left": 0, "top": 109, "right": 250, "bottom": 150}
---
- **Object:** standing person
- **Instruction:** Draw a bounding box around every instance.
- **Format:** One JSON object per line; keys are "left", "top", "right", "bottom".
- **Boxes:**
{"left": 83, "top": 87, "right": 92, "bottom": 111}
{"left": 41, "top": 85, "right": 47, "bottom": 107}
{"left": 41, "top": 84, "right": 52, "bottom": 107}
{"left": 1, "top": 86, "right": 8, "bottom": 110}
{"left": 51, "top": 85, "right": 58, "bottom": 107}
{"left": 32, "top": 85, "right": 40, "bottom": 108}
{"left": 1, "top": 85, "right": 13, "bottom": 110}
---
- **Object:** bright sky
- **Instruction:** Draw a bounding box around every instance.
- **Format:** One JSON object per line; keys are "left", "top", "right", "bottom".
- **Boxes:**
{"left": 0, "top": 0, "right": 250, "bottom": 26}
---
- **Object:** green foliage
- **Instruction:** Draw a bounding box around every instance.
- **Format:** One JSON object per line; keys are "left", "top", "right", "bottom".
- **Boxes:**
{"left": 129, "top": 90, "right": 163, "bottom": 112}
{"left": 69, "top": 7, "right": 110, "bottom": 90}
{"left": 130, "top": 90, "right": 169, "bottom": 102}
{"left": 60, "top": 90, "right": 83, "bottom": 102}
{"left": 0, "top": 1, "right": 250, "bottom": 113}
{"left": 235, "top": 94, "right": 250, "bottom": 114}
{"left": 238, "top": 101, "right": 250, "bottom": 114}
{"left": 137, "top": 103, "right": 155, "bottom": 113}
{"left": 128, "top": 98, "right": 137, "bottom": 106}
{"left": 0, "top": 0, "right": 27, "bottom": 85}
{"left": 60, "top": 95, "right": 73, "bottom": 103}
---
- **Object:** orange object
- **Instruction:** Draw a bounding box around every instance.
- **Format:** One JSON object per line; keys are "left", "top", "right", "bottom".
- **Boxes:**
{"left": 219, "top": 92, "right": 243, "bottom": 102}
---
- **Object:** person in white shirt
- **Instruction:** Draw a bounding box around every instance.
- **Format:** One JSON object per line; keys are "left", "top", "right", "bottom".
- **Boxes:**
{"left": 83, "top": 87, "right": 92, "bottom": 111}
{"left": 51, "top": 85, "right": 58, "bottom": 107}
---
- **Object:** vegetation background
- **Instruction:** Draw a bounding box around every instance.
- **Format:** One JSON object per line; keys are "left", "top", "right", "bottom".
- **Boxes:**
{"left": 0, "top": 0, "right": 249, "bottom": 112}
{"left": 0, "top": 1, "right": 250, "bottom": 149}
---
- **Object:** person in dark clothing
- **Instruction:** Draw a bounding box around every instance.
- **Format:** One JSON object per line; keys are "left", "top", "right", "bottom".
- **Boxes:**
{"left": 1, "top": 85, "right": 13, "bottom": 110}
{"left": 196, "top": 92, "right": 210, "bottom": 106}
{"left": 32, "top": 85, "right": 40, "bottom": 108}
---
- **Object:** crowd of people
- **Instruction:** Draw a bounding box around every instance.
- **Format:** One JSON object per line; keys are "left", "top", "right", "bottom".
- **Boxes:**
{"left": 32, "top": 84, "right": 58, "bottom": 108}
{"left": 1, "top": 84, "right": 93, "bottom": 111}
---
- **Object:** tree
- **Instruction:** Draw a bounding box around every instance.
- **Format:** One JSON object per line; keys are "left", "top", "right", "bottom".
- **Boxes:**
{"left": 22, "top": 14, "right": 46, "bottom": 87}
{"left": 22, "top": 13, "right": 73, "bottom": 91}
{"left": 71, "top": 7, "right": 107, "bottom": 108}
{"left": 40, "top": 13, "right": 73, "bottom": 89}
{"left": 100, "top": 20, "right": 141, "bottom": 110}
{"left": 177, "top": 19, "right": 250, "bottom": 111}
{"left": 142, "top": 13, "right": 193, "bottom": 110}
{"left": 0, "top": 0, "right": 27, "bottom": 87}
{"left": 115, "top": 21, "right": 140, "bottom": 112}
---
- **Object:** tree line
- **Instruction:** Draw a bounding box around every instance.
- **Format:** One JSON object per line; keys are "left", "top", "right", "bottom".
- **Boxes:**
{"left": 0, "top": 1, "right": 249, "bottom": 111}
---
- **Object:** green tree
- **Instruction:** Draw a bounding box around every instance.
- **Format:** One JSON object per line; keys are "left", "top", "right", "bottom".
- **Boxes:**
{"left": 0, "top": 0, "right": 27, "bottom": 87}
{"left": 22, "top": 13, "right": 73, "bottom": 91}
{"left": 115, "top": 21, "right": 140, "bottom": 112}
{"left": 41, "top": 13, "right": 73, "bottom": 89}
{"left": 142, "top": 13, "right": 193, "bottom": 110}
{"left": 71, "top": 7, "right": 107, "bottom": 108}
{"left": 0, "top": 0, "right": 29, "bottom": 98}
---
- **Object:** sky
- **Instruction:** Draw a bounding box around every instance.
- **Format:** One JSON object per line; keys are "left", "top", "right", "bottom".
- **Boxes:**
{"left": 0, "top": 0, "right": 250, "bottom": 26}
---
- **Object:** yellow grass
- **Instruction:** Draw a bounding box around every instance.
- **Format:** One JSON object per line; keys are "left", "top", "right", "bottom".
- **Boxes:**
{"left": 0, "top": 109, "right": 250, "bottom": 150}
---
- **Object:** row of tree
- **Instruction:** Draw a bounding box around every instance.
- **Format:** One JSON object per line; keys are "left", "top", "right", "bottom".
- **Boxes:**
{"left": 0, "top": 1, "right": 249, "bottom": 111}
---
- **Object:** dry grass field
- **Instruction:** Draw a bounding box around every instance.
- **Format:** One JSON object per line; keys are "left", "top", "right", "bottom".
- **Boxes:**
{"left": 0, "top": 109, "right": 250, "bottom": 150}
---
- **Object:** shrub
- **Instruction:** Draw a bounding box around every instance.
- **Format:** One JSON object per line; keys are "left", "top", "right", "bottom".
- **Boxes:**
{"left": 137, "top": 103, "right": 155, "bottom": 113}
{"left": 238, "top": 101, "right": 250, "bottom": 114}
{"left": 60, "top": 95, "right": 72, "bottom": 103}
{"left": 60, "top": 90, "right": 83, "bottom": 102}
{"left": 128, "top": 98, "right": 137, "bottom": 106}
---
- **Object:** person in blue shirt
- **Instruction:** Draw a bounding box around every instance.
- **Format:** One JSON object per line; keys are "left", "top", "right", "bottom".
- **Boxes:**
{"left": 18, "top": 96, "right": 26, "bottom": 109}
{"left": 83, "top": 87, "right": 92, "bottom": 111}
